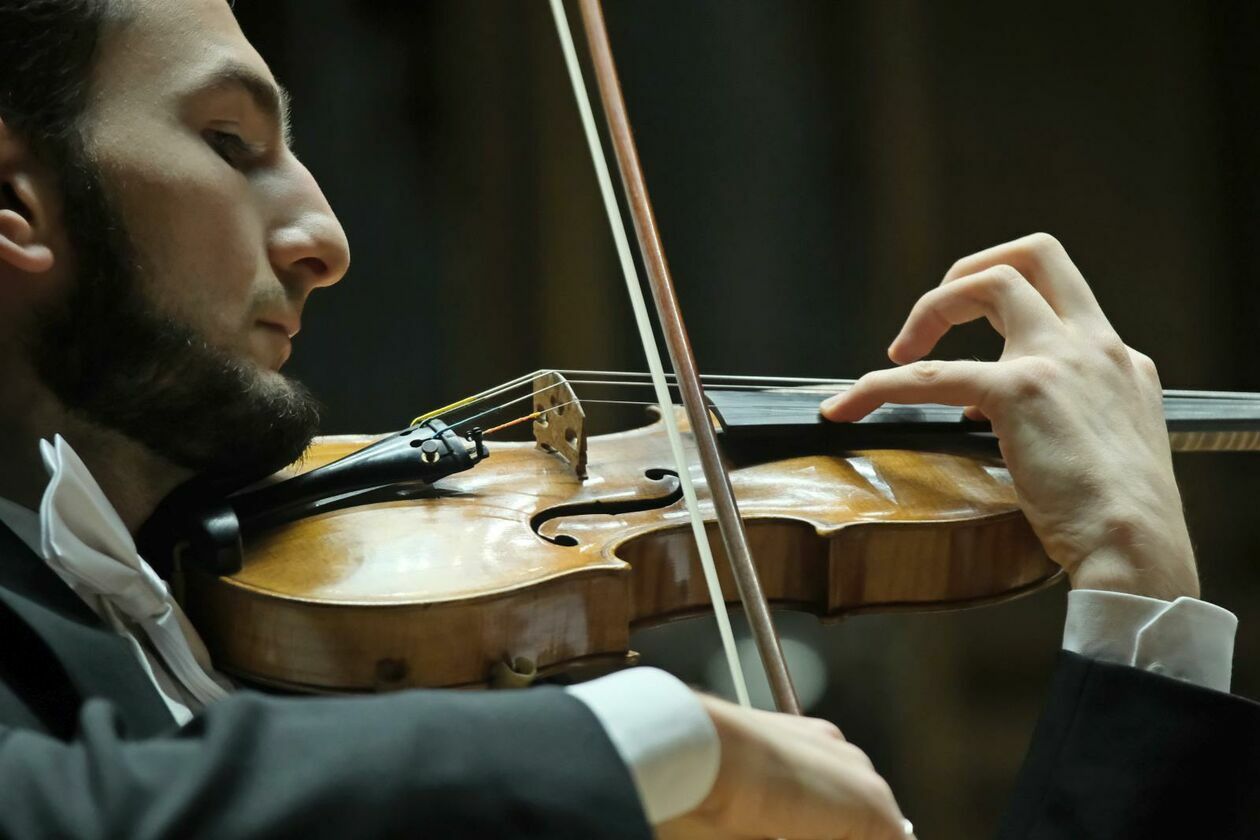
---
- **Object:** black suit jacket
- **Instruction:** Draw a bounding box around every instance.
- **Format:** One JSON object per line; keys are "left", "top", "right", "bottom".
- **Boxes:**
{"left": 997, "top": 649, "right": 1260, "bottom": 838}
{"left": 3, "top": 523, "right": 1259, "bottom": 839}
{"left": 0, "top": 525, "right": 651, "bottom": 839}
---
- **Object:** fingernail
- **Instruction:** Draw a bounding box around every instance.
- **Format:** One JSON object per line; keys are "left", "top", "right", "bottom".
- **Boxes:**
{"left": 819, "top": 395, "right": 844, "bottom": 415}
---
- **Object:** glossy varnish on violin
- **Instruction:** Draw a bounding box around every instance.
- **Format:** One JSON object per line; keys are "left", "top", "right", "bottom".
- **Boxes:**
{"left": 180, "top": 409, "right": 1053, "bottom": 693}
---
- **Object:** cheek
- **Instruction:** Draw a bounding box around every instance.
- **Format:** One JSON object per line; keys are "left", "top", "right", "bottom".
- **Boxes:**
{"left": 96, "top": 141, "right": 267, "bottom": 343}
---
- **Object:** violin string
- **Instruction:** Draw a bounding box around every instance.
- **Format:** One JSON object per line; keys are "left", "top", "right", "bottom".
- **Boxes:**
{"left": 437, "top": 381, "right": 616, "bottom": 433}
{"left": 474, "top": 397, "right": 648, "bottom": 437}
{"left": 1162, "top": 388, "right": 1260, "bottom": 400}
{"left": 439, "top": 383, "right": 670, "bottom": 436}
{"left": 481, "top": 409, "right": 556, "bottom": 437}
{"left": 436, "top": 373, "right": 867, "bottom": 437}
{"left": 424, "top": 370, "right": 1260, "bottom": 443}
{"left": 565, "top": 374, "right": 1260, "bottom": 400}
{"left": 418, "top": 372, "right": 1260, "bottom": 436}
{"left": 443, "top": 390, "right": 547, "bottom": 434}
{"left": 570, "top": 373, "right": 1255, "bottom": 397}
{"left": 425, "top": 369, "right": 848, "bottom": 414}
{"left": 469, "top": 397, "right": 700, "bottom": 438}
{"left": 413, "top": 370, "right": 661, "bottom": 428}
{"left": 412, "top": 366, "right": 857, "bottom": 429}
{"left": 565, "top": 378, "right": 851, "bottom": 395}
{"left": 558, "top": 368, "right": 857, "bottom": 386}
{"left": 411, "top": 369, "right": 556, "bottom": 426}
{"left": 463, "top": 394, "right": 936, "bottom": 441}
{"left": 421, "top": 373, "right": 854, "bottom": 428}
{"left": 465, "top": 388, "right": 1260, "bottom": 436}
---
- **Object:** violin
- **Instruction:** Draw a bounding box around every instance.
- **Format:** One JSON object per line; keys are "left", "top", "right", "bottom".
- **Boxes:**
{"left": 165, "top": 0, "right": 1260, "bottom": 716}
{"left": 174, "top": 370, "right": 1260, "bottom": 694}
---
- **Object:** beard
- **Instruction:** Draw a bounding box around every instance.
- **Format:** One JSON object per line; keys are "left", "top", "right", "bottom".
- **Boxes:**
{"left": 29, "top": 145, "right": 322, "bottom": 486}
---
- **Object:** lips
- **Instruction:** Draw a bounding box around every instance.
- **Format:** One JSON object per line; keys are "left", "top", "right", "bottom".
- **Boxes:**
{"left": 253, "top": 320, "right": 295, "bottom": 370}
{"left": 257, "top": 317, "right": 300, "bottom": 338}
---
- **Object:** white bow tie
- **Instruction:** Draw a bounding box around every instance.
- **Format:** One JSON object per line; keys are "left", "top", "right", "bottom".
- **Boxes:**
{"left": 39, "top": 435, "right": 229, "bottom": 708}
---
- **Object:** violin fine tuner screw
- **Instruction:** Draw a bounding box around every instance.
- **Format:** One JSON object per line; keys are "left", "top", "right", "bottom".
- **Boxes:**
{"left": 419, "top": 439, "right": 442, "bottom": 465}
{"left": 466, "top": 427, "right": 487, "bottom": 460}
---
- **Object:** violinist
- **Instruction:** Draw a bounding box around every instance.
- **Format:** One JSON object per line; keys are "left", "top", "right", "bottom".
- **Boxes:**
{"left": 0, "top": 2, "right": 1252, "bottom": 840}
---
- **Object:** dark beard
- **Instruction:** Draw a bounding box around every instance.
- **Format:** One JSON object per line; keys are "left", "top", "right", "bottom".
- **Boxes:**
{"left": 30, "top": 146, "right": 322, "bottom": 485}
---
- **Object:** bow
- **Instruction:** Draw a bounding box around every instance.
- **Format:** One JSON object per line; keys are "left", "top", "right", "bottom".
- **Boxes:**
{"left": 549, "top": 0, "right": 801, "bottom": 715}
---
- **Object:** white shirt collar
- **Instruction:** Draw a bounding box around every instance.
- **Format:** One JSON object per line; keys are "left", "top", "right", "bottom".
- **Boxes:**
{"left": 0, "top": 435, "right": 231, "bottom": 723}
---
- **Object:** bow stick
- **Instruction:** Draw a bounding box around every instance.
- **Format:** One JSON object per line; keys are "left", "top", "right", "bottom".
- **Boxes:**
{"left": 551, "top": 0, "right": 802, "bottom": 715}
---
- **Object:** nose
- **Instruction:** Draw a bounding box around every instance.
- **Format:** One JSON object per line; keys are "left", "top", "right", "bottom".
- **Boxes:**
{"left": 267, "top": 159, "right": 351, "bottom": 296}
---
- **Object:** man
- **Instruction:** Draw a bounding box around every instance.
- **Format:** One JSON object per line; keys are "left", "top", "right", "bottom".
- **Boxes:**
{"left": 0, "top": 1, "right": 908, "bottom": 838}
{"left": 0, "top": 2, "right": 1252, "bottom": 839}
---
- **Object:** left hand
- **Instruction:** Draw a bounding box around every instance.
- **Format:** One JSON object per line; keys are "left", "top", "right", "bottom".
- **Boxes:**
{"left": 819, "top": 233, "right": 1198, "bottom": 601}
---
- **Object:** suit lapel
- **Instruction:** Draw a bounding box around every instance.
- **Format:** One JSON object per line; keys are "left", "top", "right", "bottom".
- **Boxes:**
{"left": 0, "top": 524, "right": 175, "bottom": 736}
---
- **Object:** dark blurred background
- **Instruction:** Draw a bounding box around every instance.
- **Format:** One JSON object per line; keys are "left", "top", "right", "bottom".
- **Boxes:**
{"left": 236, "top": 2, "right": 1259, "bottom": 836}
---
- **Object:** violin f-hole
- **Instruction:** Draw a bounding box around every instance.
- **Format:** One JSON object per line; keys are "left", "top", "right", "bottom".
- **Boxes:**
{"left": 530, "top": 468, "right": 683, "bottom": 547}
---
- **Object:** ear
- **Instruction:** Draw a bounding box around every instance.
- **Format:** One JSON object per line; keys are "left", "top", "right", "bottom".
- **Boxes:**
{"left": 0, "top": 120, "right": 57, "bottom": 275}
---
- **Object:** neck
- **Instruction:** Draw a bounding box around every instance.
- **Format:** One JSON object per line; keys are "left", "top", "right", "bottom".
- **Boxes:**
{"left": 0, "top": 362, "right": 191, "bottom": 534}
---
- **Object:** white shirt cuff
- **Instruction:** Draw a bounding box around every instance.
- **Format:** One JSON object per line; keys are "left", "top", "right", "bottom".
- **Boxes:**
{"left": 1063, "top": 589, "right": 1238, "bottom": 693}
{"left": 566, "top": 667, "right": 719, "bottom": 824}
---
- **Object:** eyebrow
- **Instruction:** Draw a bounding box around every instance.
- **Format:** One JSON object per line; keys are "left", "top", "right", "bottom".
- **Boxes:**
{"left": 192, "top": 62, "right": 294, "bottom": 147}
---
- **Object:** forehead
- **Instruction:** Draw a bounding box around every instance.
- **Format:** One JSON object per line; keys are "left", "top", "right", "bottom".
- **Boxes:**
{"left": 91, "top": 0, "right": 275, "bottom": 112}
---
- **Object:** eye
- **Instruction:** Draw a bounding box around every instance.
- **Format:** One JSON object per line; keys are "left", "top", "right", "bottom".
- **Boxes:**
{"left": 204, "top": 129, "right": 262, "bottom": 170}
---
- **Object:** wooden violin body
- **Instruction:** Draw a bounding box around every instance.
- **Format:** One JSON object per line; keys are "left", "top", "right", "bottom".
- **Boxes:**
{"left": 180, "top": 407, "right": 1055, "bottom": 694}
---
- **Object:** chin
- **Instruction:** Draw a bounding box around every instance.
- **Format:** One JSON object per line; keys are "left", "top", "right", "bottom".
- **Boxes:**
{"left": 251, "top": 367, "right": 307, "bottom": 401}
{"left": 241, "top": 350, "right": 294, "bottom": 381}
{"left": 256, "top": 365, "right": 291, "bottom": 382}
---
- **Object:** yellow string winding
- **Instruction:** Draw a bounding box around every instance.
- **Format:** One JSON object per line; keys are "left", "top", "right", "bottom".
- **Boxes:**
{"left": 410, "top": 396, "right": 478, "bottom": 427}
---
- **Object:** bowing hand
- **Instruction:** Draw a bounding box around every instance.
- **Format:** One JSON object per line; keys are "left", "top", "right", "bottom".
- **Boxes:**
{"left": 820, "top": 233, "right": 1197, "bottom": 601}
{"left": 658, "top": 694, "right": 913, "bottom": 840}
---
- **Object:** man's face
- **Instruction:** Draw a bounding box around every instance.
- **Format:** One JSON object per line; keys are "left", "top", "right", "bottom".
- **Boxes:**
{"left": 34, "top": 0, "right": 350, "bottom": 480}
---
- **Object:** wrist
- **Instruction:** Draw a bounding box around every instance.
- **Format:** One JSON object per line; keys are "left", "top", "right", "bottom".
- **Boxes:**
{"left": 693, "top": 694, "right": 736, "bottom": 820}
{"left": 1068, "top": 523, "right": 1199, "bottom": 601}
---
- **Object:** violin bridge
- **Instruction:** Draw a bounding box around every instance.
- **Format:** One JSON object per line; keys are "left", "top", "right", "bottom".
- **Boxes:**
{"left": 532, "top": 371, "right": 588, "bottom": 479}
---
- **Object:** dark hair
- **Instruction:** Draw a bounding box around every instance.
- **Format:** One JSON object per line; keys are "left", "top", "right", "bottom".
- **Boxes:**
{"left": 0, "top": 0, "right": 120, "bottom": 168}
